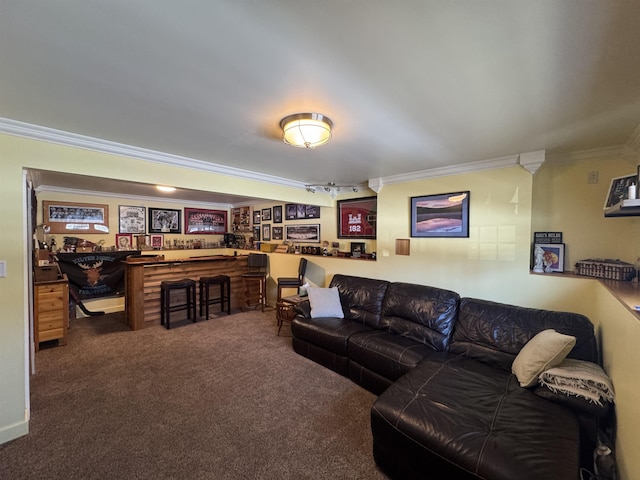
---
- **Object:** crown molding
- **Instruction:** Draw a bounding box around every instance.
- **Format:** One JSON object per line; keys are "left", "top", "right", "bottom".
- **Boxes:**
{"left": 34, "top": 184, "right": 236, "bottom": 209}
{"left": 378, "top": 154, "right": 521, "bottom": 186}
{"left": 0, "top": 118, "right": 307, "bottom": 190}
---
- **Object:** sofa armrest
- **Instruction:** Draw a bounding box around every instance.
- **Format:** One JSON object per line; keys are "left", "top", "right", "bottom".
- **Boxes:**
{"left": 293, "top": 300, "right": 311, "bottom": 318}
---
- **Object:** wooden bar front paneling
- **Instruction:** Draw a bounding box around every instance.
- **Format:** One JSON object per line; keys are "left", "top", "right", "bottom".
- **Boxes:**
{"left": 124, "top": 255, "right": 248, "bottom": 329}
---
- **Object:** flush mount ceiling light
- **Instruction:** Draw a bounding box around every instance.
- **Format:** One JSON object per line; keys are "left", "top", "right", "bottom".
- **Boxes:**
{"left": 306, "top": 182, "right": 359, "bottom": 199}
{"left": 156, "top": 185, "right": 176, "bottom": 193}
{"left": 280, "top": 113, "right": 333, "bottom": 148}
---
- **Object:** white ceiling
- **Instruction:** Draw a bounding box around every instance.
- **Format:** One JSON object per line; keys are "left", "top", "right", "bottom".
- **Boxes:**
{"left": 2, "top": 1, "right": 640, "bottom": 203}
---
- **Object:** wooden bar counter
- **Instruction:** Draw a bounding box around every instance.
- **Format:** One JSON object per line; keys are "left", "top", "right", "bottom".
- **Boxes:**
{"left": 123, "top": 254, "right": 248, "bottom": 330}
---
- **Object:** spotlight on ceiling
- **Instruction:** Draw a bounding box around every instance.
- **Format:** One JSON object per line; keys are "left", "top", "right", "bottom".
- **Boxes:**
{"left": 280, "top": 113, "right": 333, "bottom": 148}
{"left": 305, "top": 182, "right": 359, "bottom": 199}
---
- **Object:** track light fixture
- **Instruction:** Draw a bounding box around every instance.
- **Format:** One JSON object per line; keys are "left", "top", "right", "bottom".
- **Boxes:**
{"left": 305, "top": 182, "right": 359, "bottom": 199}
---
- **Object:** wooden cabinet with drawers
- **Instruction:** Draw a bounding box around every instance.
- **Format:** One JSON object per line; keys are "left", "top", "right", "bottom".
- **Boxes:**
{"left": 34, "top": 268, "right": 69, "bottom": 351}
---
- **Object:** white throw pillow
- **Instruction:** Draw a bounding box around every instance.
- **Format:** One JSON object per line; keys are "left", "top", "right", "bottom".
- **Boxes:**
{"left": 307, "top": 286, "right": 344, "bottom": 319}
{"left": 511, "top": 329, "right": 576, "bottom": 388}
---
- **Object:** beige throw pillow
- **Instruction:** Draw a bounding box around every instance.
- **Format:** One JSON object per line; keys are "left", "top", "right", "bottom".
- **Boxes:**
{"left": 512, "top": 329, "right": 576, "bottom": 388}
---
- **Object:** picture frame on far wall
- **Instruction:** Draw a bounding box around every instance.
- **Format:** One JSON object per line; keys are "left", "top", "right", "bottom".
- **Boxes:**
{"left": 184, "top": 208, "right": 226, "bottom": 234}
{"left": 285, "top": 203, "right": 321, "bottom": 220}
{"left": 150, "top": 234, "right": 164, "bottom": 249}
{"left": 118, "top": 205, "right": 146, "bottom": 234}
{"left": 337, "top": 196, "right": 377, "bottom": 239}
{"left": 410, "top": 191, "right": 470, "bottom": 238}
{"left": 261, "top": 208, "right": 272, "bottom": 221}
{"left": 262, "top": 224, "right": 271, "bottom": 241}
{"left": 253, "top": 210, "right": 261, "bottom": 225}
{"left": 116, "top": 233, "right": 133, "bottom": 251}
{"left": 148, "top": 207, "right": 181, "bottom": 234}
{"left": 533, "top": 243, "right": 565, "bottom": 273}
{"left": 272, "top": 226, "right": 283, "bottom": 240}
{"left": 285, "top": 224, "right": 320, "bottom": 243}
{"left": 273, "top": 205, "right": 283, "bottom": 224}
{"left": 44, "top": 201, "right": 109, "bottom": 234}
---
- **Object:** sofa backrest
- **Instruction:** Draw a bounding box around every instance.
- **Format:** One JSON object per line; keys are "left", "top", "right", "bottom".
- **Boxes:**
{"left": 383, "top": 282, "right": 460, "bottom": 351}
{"left": 450, "top": 297, "right": 599, "bottom": 372}
{"left": 329, "top": 274, "right": 390, "bottom": 329}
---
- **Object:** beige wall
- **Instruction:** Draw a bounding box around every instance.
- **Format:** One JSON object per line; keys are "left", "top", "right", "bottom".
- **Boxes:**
{"left": 2, "top": 132, "right": 639, "bottom": 479}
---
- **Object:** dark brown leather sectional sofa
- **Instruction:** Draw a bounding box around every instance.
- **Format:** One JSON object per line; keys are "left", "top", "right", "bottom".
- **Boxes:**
{"left": 291, "top": 274, "right": 603, "bottom": 480}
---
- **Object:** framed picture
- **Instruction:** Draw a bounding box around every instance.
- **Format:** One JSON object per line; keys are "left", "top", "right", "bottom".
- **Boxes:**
{"left": 285, "top": 203, "right": 321, "bottom": 220}
{"left": 253, "top": 225, "right": 261, "bottom": 241}
{"left": 272, "top": 226, "right": 283, "bottom": 240}
{"left": 603, "top": 173, "right": 637, "bottom": 210}
{"left": 262, "top": 224, "right": 271, "bottom": 241}
{"left": 148, "top": 207, "right": 181, "bottom": 234}
{"left": 44, "top": 201, "right": 109, "bottom": 234}
{"left": 285, "top": 224, "right": 321, "bottom": 243}
{"left": 261, "top": 208, "right": 272, "bottom": 221}
{"left": 253, "top": 210, "right": 261, "bottom": 225}
{"left": 337, "top": 196, "right": 377, "bottom": 239}
{"left": 350, "top": 242, "right": 365, "bottom": 258}
{"left": 273, "top": 205, "right": 283, "bottom": 224}
{"left": 410, "top": 191, "right": 470, "bottom": 238}
{"left": 150, "top": 234, "right": 164, "bottom": 249}
{"left": 184, "top": 208, "right": 227, "bottom": 234}
{"left": 116, "top": 233, "right": 133, "bottom": 251}
{"left": 118, "top": 205, "right": 146, "bottom": 234}
{"left": 533, "top": 243, "right": 565, "bottom": 273}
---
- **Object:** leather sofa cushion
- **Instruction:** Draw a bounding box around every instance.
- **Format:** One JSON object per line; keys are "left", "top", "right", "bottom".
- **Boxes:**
{"left": 348, "top": 330, "right": 437, "bottom": 381}
{"left": 291, "top": 316, "right": 371, "bottom": 356}
{"left": 383, "top": 282, "right": 459, "bottom": 351}
{"left": 372, "top": 353, "right": 581, "bottom": 480}
{"left": 450, "top": 297, "right": 598, "bottom": 372}
{"left": 329, "top": 274, "right": 390, "bottom": 329}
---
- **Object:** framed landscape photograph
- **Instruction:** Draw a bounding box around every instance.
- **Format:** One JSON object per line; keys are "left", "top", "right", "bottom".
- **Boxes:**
{"left": 272, "top": 226, "right": 283, "bottom": 240}
{"left": 148, "top": 207, "right": 181, "bottom": 234}
{"left": 118, "top": 205, "right": 146, "bottom": 234}
{"left": 273, "top": 205, "right": 283, "bottom": 224}
{"left": 44, "top": 201, "right": 109, "bottom": 234}
{"left": 285, "top": 224, "right": 320, "bottom": 243}
{"left": 337, "top": 196, "right": 377, "bottom": 239}
{"left": 410, "top": 191, "right": 470, "bottom": 238}
{"left": 533, "top": 243, "right": 565, "bottom": 272}
{"left": 184, "top": 208, "right": 226, "bottom": 234}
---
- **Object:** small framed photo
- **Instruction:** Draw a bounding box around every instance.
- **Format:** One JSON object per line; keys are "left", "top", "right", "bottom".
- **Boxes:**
{"left": 148, "top": 208, "right": 181, "bottom": 234}
{"left": 285, "top": 224, "right": 320, "bottom": 243}
{"left": 119, "top": 205, "right": 146, "bottom": 234}
{"left": 410, "top": 191, "right": 470, "bottom": 238}
{"left": 603, "top": 173, "right": 637, "bottom": 210}
{"left": 533, "top": 243, "right": 565, "bottom": 272}
{"left": 273, "top": 205, "right": 283, "bottom": 224}
{"left": 261, "top": 208, "right": 272, "bottom": 221}
{"left": 350, "top": 242, "right": 365, "bottom": 258}
{"left": 116, "top": 233, "right": 133, "bottom": 251}
{"left": 272, "top": 226, "right": 283, "bottom": 240}
{"left": 253, "top": 225, "right": 261, "bottom": 241}
{"left": 262, "top": 224, "right": 271, "bottom": 241}
{"left": 150, "top": 234, "right": 164, "bottom": 249}
{"left": 253, "top": 210, "right": 261, "bottom": 225}
{"left": 44, "top": 201, "right": 109, "bottom": 234}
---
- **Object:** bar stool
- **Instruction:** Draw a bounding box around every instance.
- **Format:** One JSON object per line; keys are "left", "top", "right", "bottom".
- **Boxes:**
{"left": 241, "top": 253, "right": 268, "bottom": 312}
{"left": 199, "top": 275, "right": 231, "bottom": 319}
{"left": 160, "top": 278, "right": 197, "bottom": 329}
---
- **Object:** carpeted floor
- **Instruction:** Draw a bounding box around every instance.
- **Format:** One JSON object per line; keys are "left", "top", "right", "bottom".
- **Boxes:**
{"left": 0, "top": 309, "right": 388, "bottom": 480}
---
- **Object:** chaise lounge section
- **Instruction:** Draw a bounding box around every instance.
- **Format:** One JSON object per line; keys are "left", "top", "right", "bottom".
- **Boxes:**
{"left": 291, "top": 274, "right": 607, "bottom": 479}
